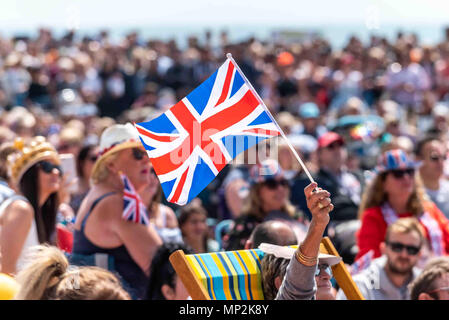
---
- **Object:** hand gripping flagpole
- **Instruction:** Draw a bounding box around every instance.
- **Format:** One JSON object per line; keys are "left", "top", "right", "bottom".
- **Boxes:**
{"left": 226, "top": 53, "right": 315, "bottom": 184}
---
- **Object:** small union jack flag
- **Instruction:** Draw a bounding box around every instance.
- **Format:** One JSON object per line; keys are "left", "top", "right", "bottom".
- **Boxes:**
{"left": 135, "top": 56, "right": 281, "bottom": 205}
{"left": 121, "top": 173, "right": 150, "bottom": 225}
{"left": 350, "top": 249, "right": 374, "bottom": 275}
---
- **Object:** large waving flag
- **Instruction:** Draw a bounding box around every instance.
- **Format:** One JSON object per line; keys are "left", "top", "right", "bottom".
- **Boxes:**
{"left": 135, "top": 56, "right": 281, "bottom": 205}
{"left": 121, "top": 173, "right": 150, "bottom": 225}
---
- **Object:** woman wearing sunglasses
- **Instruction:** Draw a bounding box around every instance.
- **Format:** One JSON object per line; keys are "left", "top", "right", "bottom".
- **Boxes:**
{"left": 72, "top": 123, "right": 162, "bottom": 299}
{"left": 356, "top": 149, "right": 449, "bottom": 260}
{"left": 0, "top": 136, "right": 63, "bottom": 274}
{"left": 223, "top": 159, "right": 307, "bottom": 251}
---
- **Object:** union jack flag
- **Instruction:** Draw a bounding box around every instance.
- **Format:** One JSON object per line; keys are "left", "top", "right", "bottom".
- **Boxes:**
{"left": 121, "top": 173, "right": 150, "bottom": 225}
{"left": 135, "top": 57, "right": 281, "bottom": 205}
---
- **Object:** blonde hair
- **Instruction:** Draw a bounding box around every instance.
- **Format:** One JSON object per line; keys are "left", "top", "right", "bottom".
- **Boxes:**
{"left": 90, "top": 152, "right": 119, "bottom": 185}
{"left": 385, "top": 217, "right": 425, "bottom": 245}
{"left": 358, "top": 172, "right": 428, "bottom": 219}
{"left": 14, "top": 245, "right": 130, "bottom": 300}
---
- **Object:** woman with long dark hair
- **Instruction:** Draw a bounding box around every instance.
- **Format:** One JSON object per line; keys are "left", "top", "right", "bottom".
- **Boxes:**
{"left": 0, "top": 136, "right": 62, "bottom": 274}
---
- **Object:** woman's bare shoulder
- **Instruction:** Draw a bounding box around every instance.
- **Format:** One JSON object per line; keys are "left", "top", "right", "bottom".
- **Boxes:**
{"left": 2, "top": 199, "right": 34, "bottom": 224}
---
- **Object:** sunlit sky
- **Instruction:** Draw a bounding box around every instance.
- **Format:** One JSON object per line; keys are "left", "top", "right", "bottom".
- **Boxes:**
{"left": 0, "top": 0, "right": 448, "bottom": 48}
{"left": 1, "top": 0, "right": 448, "bottom": 29}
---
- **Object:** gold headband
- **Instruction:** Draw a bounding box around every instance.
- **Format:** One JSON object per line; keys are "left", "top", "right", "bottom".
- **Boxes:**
{"left": 7, "top": 136, "right": 60, "bottom": 186}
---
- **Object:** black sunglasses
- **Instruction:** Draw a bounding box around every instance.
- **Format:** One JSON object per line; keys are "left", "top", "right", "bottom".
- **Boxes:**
{"left": 132, "top": 148, "right": 147, "bottom": 161}
{"left": 38, "top": 161, "right": 63, "bottom": 177}
{"left": 387, "top": 241, "right": 421, "bottom": 256}
{"left": 389, "top": 168, "right": 415, "bottom": 179}
{"left": 262, "top": 178, "right": 289, "bottom": 190}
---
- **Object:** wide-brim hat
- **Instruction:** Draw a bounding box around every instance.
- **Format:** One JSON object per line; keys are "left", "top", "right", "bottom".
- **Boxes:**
{"left": 91, "top": 123, "right": 143, "bottom": 177}
{"left": 258, "top": 243, "right": 342, "bottom": 266}
{"left": 374, "top": 148, "right": 421, "bottom": 174}
{"left": 7, "top": 137, "right": 60, "bottom": 187}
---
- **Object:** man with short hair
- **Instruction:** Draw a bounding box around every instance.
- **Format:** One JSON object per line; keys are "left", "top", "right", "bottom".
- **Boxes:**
{"left": 416, "top": 136, "right": 449, "bottom": 218}
{"left": 337, "top": 217, "right": 423, "bottom": 300}
{"left": 409, "top": 258, "right": 449, "bottom": 300}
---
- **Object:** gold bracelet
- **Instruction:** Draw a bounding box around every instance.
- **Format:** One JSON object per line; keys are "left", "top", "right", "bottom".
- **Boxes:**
{"left": 295, "top": 245, "right": 318, "bottom": 266}
{"left": 297, "top": 250, "right": 317, "bottom": 263}
{"left": 299, "top": 244, "right": 318, "bottom": 260}
{"left": 295, "top": 250, "right": 317, "bottom": 266}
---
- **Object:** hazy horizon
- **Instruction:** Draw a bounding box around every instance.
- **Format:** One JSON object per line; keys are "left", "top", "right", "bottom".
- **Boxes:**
{"left": 1, "top": 0, "right": 448, "bottom": 48}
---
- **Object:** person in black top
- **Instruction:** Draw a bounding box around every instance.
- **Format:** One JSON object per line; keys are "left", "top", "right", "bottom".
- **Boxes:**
{"left": 291, "top": 131, "right": 364, "bottom": 222}
{"left": 291, "top": 131, "right": 364, "bottom": 261}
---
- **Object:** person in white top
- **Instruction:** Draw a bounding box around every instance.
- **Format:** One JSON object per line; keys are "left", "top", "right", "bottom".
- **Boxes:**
{"left": 0, "top": 136, "right": 62, "bottom": 275}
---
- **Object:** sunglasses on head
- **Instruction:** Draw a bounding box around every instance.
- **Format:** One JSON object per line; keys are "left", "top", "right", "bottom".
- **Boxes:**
{"left": 38, "top": 161, "right": 63, "bottom": 177}
{"left": 389, "top": 168, "right": 415, "bottom": 179}
{"left": 387, "top": 241, "right": 420, "bottom": 255}
{"left": 132, "top": 148, "right": 147, "bottom": 161}
{"left": 262, "top": 178, "right": 289, "bottom": 190}
{"left": 315, "top": 264, "right": 332, "bottom": 277}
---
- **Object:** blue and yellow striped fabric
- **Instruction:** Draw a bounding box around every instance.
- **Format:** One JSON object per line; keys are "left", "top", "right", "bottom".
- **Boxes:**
{"left": 185, "top": 249, "right": 265, "bottom": 300}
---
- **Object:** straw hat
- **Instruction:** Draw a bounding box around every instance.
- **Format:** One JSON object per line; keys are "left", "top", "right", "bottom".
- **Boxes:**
{"left": 7, "top": 136, "right": 60, "bottom": 187}
{"left": 91, "top": 123, "right": 143, "bottom": 178}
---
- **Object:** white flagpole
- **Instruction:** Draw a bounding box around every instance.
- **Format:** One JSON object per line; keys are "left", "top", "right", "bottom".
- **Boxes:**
{"left": 226, "top": 53, "right": 315, "bottom": 184}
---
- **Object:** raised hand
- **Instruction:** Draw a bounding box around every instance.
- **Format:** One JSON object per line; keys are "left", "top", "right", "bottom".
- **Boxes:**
{"left": 304, "top": 182, "right": 334, "bottom": 226}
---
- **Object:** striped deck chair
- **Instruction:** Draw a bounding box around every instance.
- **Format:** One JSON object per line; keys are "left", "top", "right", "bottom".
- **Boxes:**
{"left": 169, "top": 236, "right": 364, "bottom": 300}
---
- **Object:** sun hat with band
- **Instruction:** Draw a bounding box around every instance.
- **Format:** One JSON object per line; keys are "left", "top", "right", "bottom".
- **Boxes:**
{"left": 91, "top": 122, "right": 144, "bottom": 179}
{"left": 7, "top": 136, "right": 60, "bottom": 187}
{"left": 258, "top": 243, "right": 342, "bottom": 266}
{"left": 249, "top": 159, "right": 284, "bottom": 185}
{"left": 374, "top": 149, "right": 421, "bottom": 174}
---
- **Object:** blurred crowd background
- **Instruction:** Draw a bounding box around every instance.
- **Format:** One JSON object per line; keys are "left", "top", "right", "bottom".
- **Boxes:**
{"left": 1, "top": 25, "right": 449, "bottom": 300}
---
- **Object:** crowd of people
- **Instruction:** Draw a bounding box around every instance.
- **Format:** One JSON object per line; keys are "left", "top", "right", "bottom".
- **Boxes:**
{"left": 1, "top": 26, "right": 449, "bottom": 300}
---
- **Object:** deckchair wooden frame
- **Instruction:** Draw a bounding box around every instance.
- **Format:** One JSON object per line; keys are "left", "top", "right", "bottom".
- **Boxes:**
{"left": 169, "top": 236, "right": 364, "bottom": 300}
